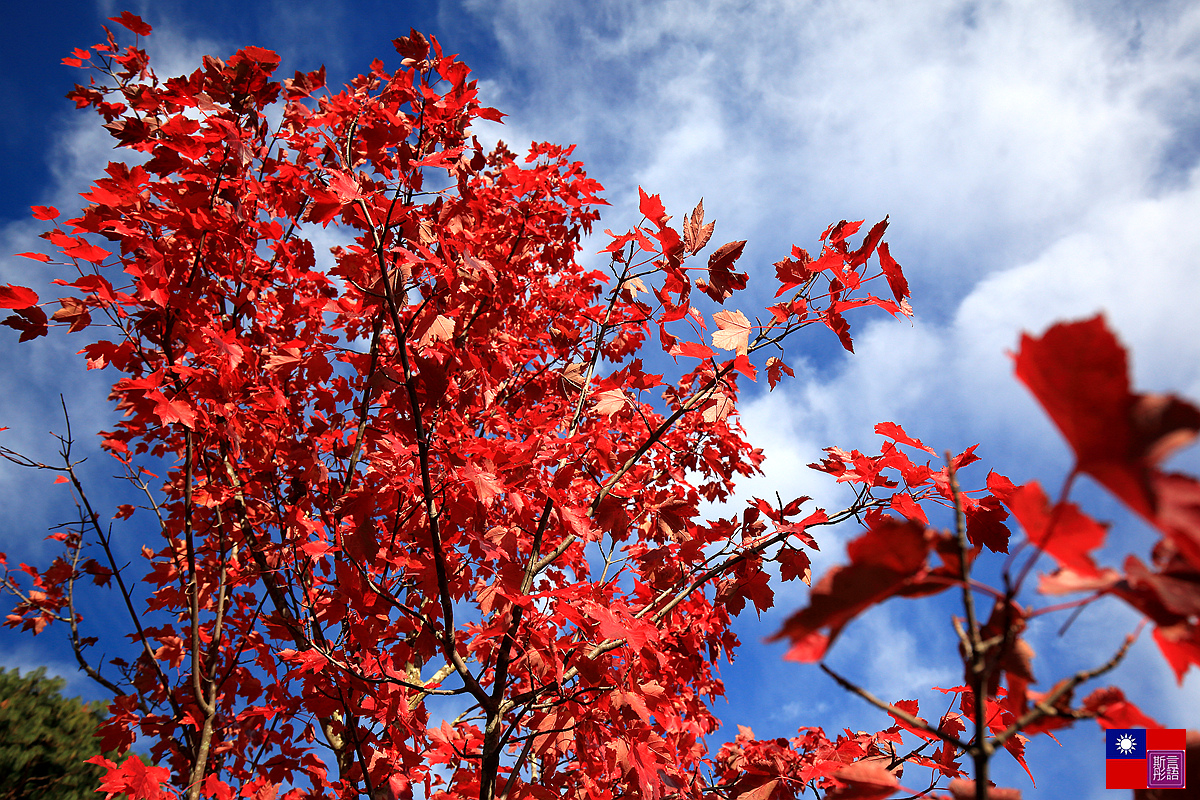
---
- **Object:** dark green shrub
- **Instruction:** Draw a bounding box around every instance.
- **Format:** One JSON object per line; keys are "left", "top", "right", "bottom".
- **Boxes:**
{"left": 0, "top": 666, "right": 109, "bottom": 800}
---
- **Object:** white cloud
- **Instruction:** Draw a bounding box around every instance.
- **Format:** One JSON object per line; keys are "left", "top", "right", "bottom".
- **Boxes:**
{"left": 464, "top": 0, "right": 1199, "bottom": 288}
{"left": 735, "top": 159, "right": 1200, "bottom": 495}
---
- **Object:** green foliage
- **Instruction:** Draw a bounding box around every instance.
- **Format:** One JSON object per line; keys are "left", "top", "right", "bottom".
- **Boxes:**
{"left": 0, "top": 666, "right": 109, "bottom": 800}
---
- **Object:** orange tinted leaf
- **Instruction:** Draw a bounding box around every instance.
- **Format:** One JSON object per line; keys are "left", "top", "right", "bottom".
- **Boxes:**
{"left": 712, "top": 310, "right": 751, "bottom": 356}
{"left": 708, "top": 240, "right": 746, "bottom": 269}
{"left": 1037, "top": 566, "right": 1120, "bottom": 595}
{"left": 703, "top": 394, "right": 734, "bottom": 423}
{"left": 593, "top": 389, "right": 627, "bottom": 416}
{"left": 683, "top": 199, "right": 704, "bottom": 254}
{"left": 686, "top": 200, "right": 710, "bottom": 253}
{"left": 418, "top": 314, "right": 455, "bottom": 346}
{"left": 51, "top": 297, "right": 92, "bottom": 333}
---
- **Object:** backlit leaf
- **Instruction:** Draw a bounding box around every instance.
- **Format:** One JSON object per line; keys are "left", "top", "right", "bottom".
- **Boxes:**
{"left": 712, "top": 309, "right": 751, "bottom": 355}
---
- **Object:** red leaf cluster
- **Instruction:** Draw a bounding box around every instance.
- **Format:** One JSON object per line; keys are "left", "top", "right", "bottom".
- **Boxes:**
{"left": 1, "top": 14, "right": 912, "bottom": 800}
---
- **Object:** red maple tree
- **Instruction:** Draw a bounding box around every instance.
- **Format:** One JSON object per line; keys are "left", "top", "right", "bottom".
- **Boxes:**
{"left": 2, "top": 13, "right": 1197, "bottom": 800}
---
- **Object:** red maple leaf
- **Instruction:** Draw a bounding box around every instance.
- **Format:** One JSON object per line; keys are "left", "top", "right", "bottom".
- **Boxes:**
{"left": 108, "top": 11, "right": 152, "bottom": 36}
{"left": 1014, "top": 316, "right": 1200, "bottom": 520}
{"left": 0, "top": 284, "right": 38, "bottom": 309}
{"left": 874, "top": 421, "right": 935, "bottom": 454}
{"left": 1003, "top": 481, "right": 1106, "bottom": 576}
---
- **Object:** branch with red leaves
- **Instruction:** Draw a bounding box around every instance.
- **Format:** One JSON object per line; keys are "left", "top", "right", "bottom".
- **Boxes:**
{"left": 752, "top": 315, "right": 1200, "bottom": 799}
{"left": 1, "top": 12, "right": 922, "bottom": 800}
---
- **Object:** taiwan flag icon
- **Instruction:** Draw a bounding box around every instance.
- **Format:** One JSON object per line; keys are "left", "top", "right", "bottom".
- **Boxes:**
{"left": 1106, "top": 729, "right": 1187, "bottom": 790}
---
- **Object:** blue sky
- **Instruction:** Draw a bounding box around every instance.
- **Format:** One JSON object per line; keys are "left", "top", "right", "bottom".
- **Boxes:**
{"left": 3, "top": 1, "right": 1200, "bottom": 797}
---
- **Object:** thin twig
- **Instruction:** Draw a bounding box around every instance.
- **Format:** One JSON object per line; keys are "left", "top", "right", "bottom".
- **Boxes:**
{"left": 819, "top": 663, "right": 970, "bottom": 752}
{"left": 991, "top": 629, "right": 1139, "bottom": 750}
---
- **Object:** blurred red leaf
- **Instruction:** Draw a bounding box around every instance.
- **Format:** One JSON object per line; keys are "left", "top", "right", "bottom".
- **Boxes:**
{"left": 1081, "top": 686, "right": 1160, "bottom": 729}
{"left": 1004, "top": 481, "right": 1107, "bottom": 577}
{"left": 769, "top": 518, "right": 938, "bottom": 661}
{"left": 828, "top": 760, "right": 900, "bottom": 800}
{"left": 1014, "top": 316, "right": 1200, "bottom": 521}
{"left": 947, "top": 780, "right": 1020, "bottom": 800}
